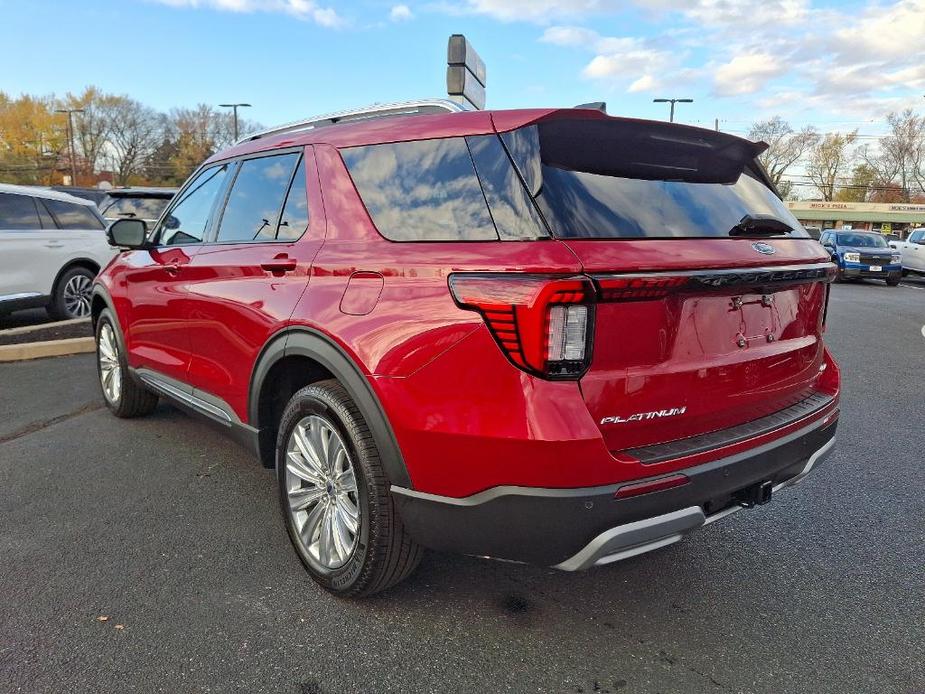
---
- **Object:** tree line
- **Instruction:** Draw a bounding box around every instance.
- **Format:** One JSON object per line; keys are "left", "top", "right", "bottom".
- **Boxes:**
{"left": 0, "top": 87, "right": 262, "bottom": 187}
{"left": 748, "top": 109, "right": 925, "bottom": 203}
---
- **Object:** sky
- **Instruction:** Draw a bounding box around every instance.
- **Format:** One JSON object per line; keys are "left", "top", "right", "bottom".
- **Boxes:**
{"left": 1, "top": 0, "right": 924, "bottom": 139}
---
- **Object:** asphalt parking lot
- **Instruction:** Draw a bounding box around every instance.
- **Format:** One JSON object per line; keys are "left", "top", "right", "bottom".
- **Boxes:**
{"left": 1, "top": 281, "right": 923, "bottom": 694}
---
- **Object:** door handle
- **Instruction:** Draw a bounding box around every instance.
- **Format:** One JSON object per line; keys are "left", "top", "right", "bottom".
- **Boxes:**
{"left": 164, "top": 261, "right": 181, "bottom": 276}
{"left": 44, "top": 242, "right": 64, "bottom": 249}
{"left": 261, "top": 255, "right": 297, "bottom": 275}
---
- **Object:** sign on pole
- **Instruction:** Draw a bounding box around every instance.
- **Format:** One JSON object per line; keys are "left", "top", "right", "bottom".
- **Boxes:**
{"left": 447, "top": 34, "right": 486, "bottom": 110}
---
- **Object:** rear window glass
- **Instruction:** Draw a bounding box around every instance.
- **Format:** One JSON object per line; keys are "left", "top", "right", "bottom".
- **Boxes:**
{"left": 341, "top": 138, "right": 497, "bottom": 241}
{"left": 101, "top": 196, "right": 171, "bottom": 221}
{"left": 501, "top": 121, "right": 808, "bottom": 240}
{"left": 44, "top": 199, "right": 104, "bottom": 230}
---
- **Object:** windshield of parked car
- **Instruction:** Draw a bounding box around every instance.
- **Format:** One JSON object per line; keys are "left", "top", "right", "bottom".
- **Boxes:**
{"left": 836, "top": 232, "right": 888, "bottom": 248}
{"left": 500, "top": 119, "right": 808, "bottom": 240}
{"left": 101, "top": 196, "right": 171, "bottom": 221}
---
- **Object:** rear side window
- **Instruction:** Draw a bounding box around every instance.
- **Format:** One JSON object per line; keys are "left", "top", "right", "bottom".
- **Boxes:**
{"left": 159, "top": 164, "right": 230, "bottom": 246}
{"left": 216, "top": 153, "right": 299, "bottom": 243}
{"left": 501, "top": 120, "right": 809, "bottom": 240}
{"left": 0, "top": 193, "right": 42, "bottom": 229}
{"left": 44, "top": 199, "right": 104, "bottom": 230}
{"left": 342, "top": 138, "right": 497, "bottom": 241}
{"left": 277, "top": 157, "right": 309, "bottom": 241}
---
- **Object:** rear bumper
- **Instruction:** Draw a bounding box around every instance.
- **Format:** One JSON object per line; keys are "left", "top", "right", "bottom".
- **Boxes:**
{"left": 392, "top": 415, "right": 837, "bottom": 568}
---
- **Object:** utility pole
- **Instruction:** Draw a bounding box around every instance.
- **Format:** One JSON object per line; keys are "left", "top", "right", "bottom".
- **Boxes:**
{"left": 652, "top": 98, "right": 693, "bottom": 123}
{"left": 55, "top": 108, "right": 84, "bottom": 185}
{"left": 219, "top": 103, "right": 252, "bottom": 141}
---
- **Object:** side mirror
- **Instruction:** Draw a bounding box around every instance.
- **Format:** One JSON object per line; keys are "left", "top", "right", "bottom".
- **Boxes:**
{"left": 107, "top": 218, "right": 148, "bottom": 249}
{"left": 822, "top": 243, "right": 835, "bottom": 252}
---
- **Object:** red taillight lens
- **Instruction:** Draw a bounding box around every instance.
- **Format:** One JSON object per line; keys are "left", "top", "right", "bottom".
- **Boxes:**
{"left": 448, "top": 274, "right": 593, "bottom": 378}
{"left": 597, "top": 275, "right": 689, "bottom": 301}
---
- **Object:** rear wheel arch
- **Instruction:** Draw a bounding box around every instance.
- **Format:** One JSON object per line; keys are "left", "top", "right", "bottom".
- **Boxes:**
{"left": 52, "top": 258, "right": 101, "bottom": 295}
{"left": 249, "top": 328, "right": 411, "bottom": 488}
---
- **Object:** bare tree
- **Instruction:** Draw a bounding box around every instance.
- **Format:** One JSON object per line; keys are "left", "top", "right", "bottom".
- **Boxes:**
{"left": 105, "top": 97, "right": 164, "bottom": 185}
{"left": 62, "top": 87, "right": 115, "bottom": 178}
{"left": 806, "top": 130, "right": 858, "bottom": 201}
{"left": 861, "top": 109, "right": 925, "bottom": 201}
{"left": 748, "top": 116, "right": 818, "bottom": 187}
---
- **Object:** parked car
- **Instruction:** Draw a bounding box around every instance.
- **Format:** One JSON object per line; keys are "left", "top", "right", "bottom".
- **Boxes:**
{"left": 0, "top": 183, "right": 115, "bottom": 319}
{"left": 50, "top": 186, "right": 110, "bottom": 206}
{"left": 98, "top": 187, "right": 176, "bottom": 226}
{"left": 91, "top": 100, "right": 840, "bottom": 597}
{"left": 820, "top": 229, "right": 902, "bottom": 285}
{"left": 803, "top": 225, "right": 822, "bottom": 240}
{"left": 889, "top": 227, "right": 925, "bottom": 276}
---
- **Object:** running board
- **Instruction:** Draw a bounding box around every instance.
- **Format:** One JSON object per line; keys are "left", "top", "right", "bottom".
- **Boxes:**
{"left": 136, "top": 370, "right": 234, "bottom": 426}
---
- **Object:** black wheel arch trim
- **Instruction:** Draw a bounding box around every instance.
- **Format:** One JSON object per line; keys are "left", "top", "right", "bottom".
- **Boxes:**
{"left": 249, "top": 327, "right": 412, "bottom": 489}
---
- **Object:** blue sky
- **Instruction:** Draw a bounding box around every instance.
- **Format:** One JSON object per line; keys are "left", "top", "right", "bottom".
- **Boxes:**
{"left": 1, "top": 0, "right": 923, "bottom": 137}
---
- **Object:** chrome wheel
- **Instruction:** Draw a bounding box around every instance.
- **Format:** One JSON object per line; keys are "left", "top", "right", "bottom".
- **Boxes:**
{"left": 285, "top": 414, "right": 360, "bottom": 570}
{"left": 98, "top": 323, "right": 122, "bottom": 404}
{"left": 63, "top": 273, "right": 92, "bottom": 317}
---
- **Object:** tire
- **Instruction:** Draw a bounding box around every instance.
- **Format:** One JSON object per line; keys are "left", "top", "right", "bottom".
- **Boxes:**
{"left": 95, "top": 310, "right": 159, "bottom": 418}
{"left": 886, "top": 276, "right": 901, "bottom": 287}
{"left": 277, "top": 380, "right": 422, "bottom": 597}
{"left": 834, "top": 270, "right": 845, "bottom": 283}
{"left": 48, "top": 265, "right": 96, "bottom": 320}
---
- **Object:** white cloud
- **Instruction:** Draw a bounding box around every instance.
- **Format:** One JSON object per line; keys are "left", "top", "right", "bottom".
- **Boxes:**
{"left": 152, "top": 0, "right": 344, "bottom": 26}
{"left": 459, "top": 0, "right": 618, "bottom": 22}
{"left": 389, "top": 4, "right": 414, "bottom": 21}
{"left": 713, "top": 54, "right": 785, "bottom": 96}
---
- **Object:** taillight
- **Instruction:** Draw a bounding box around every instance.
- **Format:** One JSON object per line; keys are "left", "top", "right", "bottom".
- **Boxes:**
{"left": 448, "top": 274, "right": 594, "bottom": 379}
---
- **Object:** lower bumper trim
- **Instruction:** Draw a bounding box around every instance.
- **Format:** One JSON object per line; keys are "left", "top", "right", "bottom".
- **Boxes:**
{"left": 553, "top": 436, "right": 836, "bottom": 571}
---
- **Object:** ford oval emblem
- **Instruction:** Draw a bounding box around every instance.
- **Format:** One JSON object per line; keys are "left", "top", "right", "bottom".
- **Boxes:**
{"left": 752, "top": 242, "right": 776, "bottom": 255}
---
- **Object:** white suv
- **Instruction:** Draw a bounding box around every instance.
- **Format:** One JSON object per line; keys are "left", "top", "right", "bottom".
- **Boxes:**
{"left": 889, "top": 228, "right": 925, "bottom": 276}
{"left": 0, "top": 184, "right": 116, "bottom": 320}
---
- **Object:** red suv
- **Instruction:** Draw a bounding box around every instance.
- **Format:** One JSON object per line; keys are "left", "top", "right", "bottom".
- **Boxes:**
{"left": 92, "top": 100, "right": 840, "bottom": 597}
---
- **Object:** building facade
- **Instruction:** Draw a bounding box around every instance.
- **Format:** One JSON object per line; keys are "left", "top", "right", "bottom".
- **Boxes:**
{"left": 787, "top": 201, "right": 925, "bottom": 238}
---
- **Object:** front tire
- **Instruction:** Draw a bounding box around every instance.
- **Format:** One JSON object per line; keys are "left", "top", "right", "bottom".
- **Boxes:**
{"left": 95, "top": 310, "right": 158, "bottom": 418}
{"left": 886, "top": 275, "right": 901, "bottom": 286}
{"left": 277, "top": 380, "right": 422, "bottom": 597}
{"left": 49, "top": 266, "right": 95, "bottom": 320}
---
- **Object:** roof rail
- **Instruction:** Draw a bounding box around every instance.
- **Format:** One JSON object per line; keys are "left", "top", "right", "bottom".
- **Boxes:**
{"left": 238, "top": 98, "right": 466, "bottom": 144}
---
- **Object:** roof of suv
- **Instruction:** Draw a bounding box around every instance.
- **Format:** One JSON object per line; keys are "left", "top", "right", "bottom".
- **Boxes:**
{"left": 0, "top": 183, "right": 97, "bottom": 206}
{"left": 206, "top": 107, "right": 766, "bottom": 169}
{"left": 104, "top": 187, "right": 178, "bottom": 197}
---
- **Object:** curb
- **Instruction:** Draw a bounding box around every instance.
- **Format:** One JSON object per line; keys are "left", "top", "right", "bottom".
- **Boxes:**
{"left": 0, "top": 317, "right": 90, "bottom": 336}
{"left": 0, "top": 337, "right": 95, "bottom": 363}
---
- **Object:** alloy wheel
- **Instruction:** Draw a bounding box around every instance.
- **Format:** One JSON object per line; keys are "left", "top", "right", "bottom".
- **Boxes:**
{"left": 63, "top": 274, "right": 93, "bottom": 317}
{"left": 98, "top": 323, "right": 122, "bottom": 404}
{"left": 285, "top": 414, "right": 361, "bottom": 570}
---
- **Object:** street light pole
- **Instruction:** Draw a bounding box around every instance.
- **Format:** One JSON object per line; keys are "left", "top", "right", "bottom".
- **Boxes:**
{"left": 652, "top": 98, "right": 693, "bottom": 123}
{"left": 219, "top": 103, "right": 252, "bottom": 141}
{"left": 55, "top": 108, "right": 84, "bottom": 185}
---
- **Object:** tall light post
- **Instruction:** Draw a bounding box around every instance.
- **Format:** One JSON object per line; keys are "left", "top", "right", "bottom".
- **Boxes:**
{"left": 55, "top": 108, "right": 84, "bottom": 185}
{"left": 652, "top": 98, "right": 693, "bottom": 123}
{"left": 219, "top": 103, "right": 252, "bottom": 141}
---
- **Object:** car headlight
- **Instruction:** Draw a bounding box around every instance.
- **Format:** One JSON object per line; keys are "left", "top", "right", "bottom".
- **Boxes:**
{"left": 892, "top": 253, "right": 902, "bottom": 263}
{"left": 844, "top": 252, "right": 860, "bottom": 262}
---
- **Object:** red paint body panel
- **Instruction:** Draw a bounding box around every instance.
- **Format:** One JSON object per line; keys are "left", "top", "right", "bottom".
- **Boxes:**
{"left": 98, "top": 107, "right": 841, "bottom": 504}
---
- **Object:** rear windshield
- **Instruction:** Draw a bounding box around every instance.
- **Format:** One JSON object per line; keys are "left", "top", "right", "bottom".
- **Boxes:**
{"left": 341, "top": 117, "right": 806, "bottom": 242}
{"left": 101, "top": 195, "right": 171, "bottom": 221}
{"left": 836, "top": 232, "right": 888, "bottom": 248}
{"left": 502, "top": 120, "right": 808, "bottom": 240}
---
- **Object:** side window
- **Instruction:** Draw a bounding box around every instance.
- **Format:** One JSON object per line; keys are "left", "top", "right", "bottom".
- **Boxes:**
{"left": 911, "top": 230, "right": 924, "bottom": 243}
{"left": 341, "top": 138, "right": 497, "bottom": 241}
{"left": 0, "top": 193, "right": 42, "bottom": 229}
{"left": 466, "top": 134, "right": 548, "bottom": 240}
{"left": 277, "top": 157, "right": 309, "bottom": 240}
{"left": 43, "top": 199, "right": 104, "bottom": 230}
{"left": 158, "top": 164, "right": 230, "bottom": 246}
{"left": 215, "top": 153, "right": 298, "bottom": 243}
{"left": 35, "top": 199, "right": 56, "bottom": 229}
